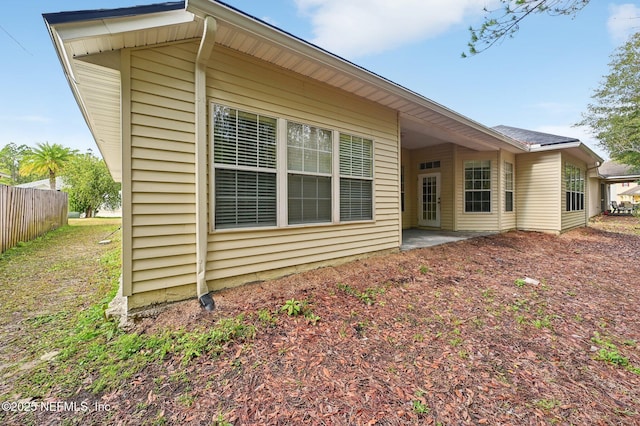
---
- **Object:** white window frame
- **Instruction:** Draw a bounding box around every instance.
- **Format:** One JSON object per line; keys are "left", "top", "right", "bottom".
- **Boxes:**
{"left": 286, "top": 120, "right": 334, "bottom": 225}
{"left": 210, "top": 102, "right": 376, "bottom": 231}
{"left": 339, "top": 133, "right": 374, "bottom": 222}
{"left": 464, "top": 160, "right": 491, "bottom": 213}
{"left": 504, "top": 161, "right": 514, "bottom": 212}
{"left": 565, "top": 162, "right": 585, "bottom": 212}
{"left": 210, "top": 104, "right": 278, "bottom": 230}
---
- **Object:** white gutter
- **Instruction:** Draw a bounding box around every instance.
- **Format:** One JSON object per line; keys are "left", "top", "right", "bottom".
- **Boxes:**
{"left": 195, "top": 15, "right": 217, "bottom": 311}
{"left": 530, "top": 141, "right": 604, "bottom": 164}
{"left": 186, "top": 0, "right": 525, "bottom": 152}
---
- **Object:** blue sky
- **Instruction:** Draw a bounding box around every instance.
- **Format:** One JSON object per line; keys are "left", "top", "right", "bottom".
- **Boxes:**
{"left": 1, "top": 1, "right": 639, "bottom": 160}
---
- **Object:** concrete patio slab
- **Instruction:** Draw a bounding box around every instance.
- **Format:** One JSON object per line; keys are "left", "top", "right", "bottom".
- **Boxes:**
{"left": 401, "top": 229, "right": 497, "bottom": 251}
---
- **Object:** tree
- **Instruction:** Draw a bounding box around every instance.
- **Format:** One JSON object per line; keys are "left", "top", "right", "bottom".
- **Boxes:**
{"left": 578, "top": 32, "right": 640, "bottom": 168}
{"left": 464, "top": 0, "right": 590, "bottom": 57}
{"left": 20, "top": 142, "right": 76, "bottom": 189}
{"left": 62, "top": 152, "right": 121, "bottom": 218}
{"left": 0, "top": 143, "right": 43, "bottom": 185}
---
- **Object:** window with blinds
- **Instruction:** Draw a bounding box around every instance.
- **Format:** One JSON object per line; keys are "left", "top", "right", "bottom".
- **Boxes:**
{"left": 211, "top": 103, "right": 376, "bottom": 230}
{"left": 339, "top": 134, "right": 373, "bottom": 221}
{"left": 212, "top": 104, "right": 277, "bottom": 228}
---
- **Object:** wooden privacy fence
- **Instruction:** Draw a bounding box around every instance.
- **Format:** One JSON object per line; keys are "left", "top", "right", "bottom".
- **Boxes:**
{"left": 0, "top": 184, "right": 68, "bottom": 253}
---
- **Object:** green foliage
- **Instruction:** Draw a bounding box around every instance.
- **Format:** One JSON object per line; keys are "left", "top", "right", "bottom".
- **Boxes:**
{"left": 579, "top": 32, "right": 640, "bottom": 168}
{"left": 591, "top": 332, "right": 640, "bottom": 375}
{"left": 214, "top": 413, "right": 234, "bottom": 426}
{"left": 514, "top": 278, "right": 526, "bottom": 288}
{"left": 464, "top": 1, "right": 590, "bottom": 57}
{"left": 256, "top": 308, "right": 277, "bottom": 326}
{"left": 535, "top": 398, "right": 561, "bottom": 410}
{"left": 280, "top": 298, "right": 304, "bottom": 316}
{"left": 412, "top": 399, "right": 430, "bottom": 415}
{"left": 305, "top": 312, "right": 321, "bottom": 325}
{"left": 337, "top": 283, "right": 386, "bottom": 305}
{"left": 17, "top": 277, "right": 256, "bottom": 397}
{"left": 20, "top": 142, "right": 76, "bottom": 189}
{"left": 279, "top": 299, "right": 321, "bottom": 324}
{"left": 0, "top": 142, "right": 44, "bottom": 184}
{"left": 62, "top": 152, "right": 121, "bottom": 217}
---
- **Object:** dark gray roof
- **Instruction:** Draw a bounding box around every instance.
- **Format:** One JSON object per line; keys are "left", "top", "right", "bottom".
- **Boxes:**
{"left": 492, "top": 125, "right": 579, "bottom": 147}
{"left": 43, "top": 1, "right": 184, "bottom": 25}
{"left": 598, "top": 161, "right": 640, "bottom": 178}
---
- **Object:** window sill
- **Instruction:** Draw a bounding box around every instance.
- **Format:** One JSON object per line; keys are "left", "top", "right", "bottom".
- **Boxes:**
{"left": 210, "top": 219, "right": 376, "bottom": 234}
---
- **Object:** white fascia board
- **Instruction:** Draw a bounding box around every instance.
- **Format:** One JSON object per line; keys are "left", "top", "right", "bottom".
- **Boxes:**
{"left": 531, "top": 142, "right": 604, "bottom": 164}
{"left": 604, "top": 174, "right": 640, "bottom": 180}
{"left": 55, "top": 9, "right": 195, "bottom": 41}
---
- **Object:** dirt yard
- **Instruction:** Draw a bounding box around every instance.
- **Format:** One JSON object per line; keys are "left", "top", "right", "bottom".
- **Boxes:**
{"left": 2, "top": 215, "right": 640, "bottom": 425}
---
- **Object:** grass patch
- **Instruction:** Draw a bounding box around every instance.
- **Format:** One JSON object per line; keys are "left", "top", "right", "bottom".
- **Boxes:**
{"left": 337, "top": 283, "right": 386, "bottom": 305}
{"left": 4, "top": 223, "right": 256, "bottom": 400}
{"left": 591, "top": 331, "right": 640, "bottom": 375}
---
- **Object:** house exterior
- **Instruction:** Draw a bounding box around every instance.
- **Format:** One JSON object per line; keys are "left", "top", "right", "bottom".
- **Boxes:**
{"left": 598, "top": 161, "right": 640, "bottom": 207}
{"left": 44, "top": 0, "right": 603, "bottom": 313}
{"left": 492, "top": 126, "right": 604, "bottom": 232}
{"left": 16, "top": 177, "right": 64, "bottom": 191}
{"left": 618, "top": 184, "right": 640, "bottom": 204}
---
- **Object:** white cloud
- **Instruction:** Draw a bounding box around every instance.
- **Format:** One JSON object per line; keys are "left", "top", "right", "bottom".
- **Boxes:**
{"left": 607, "top": 4, "right": 640, "bottom": 44}
{"left": 293, "top": 0, "right": 496, "bottom": 58}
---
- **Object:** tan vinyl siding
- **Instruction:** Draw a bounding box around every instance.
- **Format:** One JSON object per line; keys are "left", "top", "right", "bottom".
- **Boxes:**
{"left": 587, "top": 174, "right": 602, "bottom": 218}
{"left": 455, "top": 147, "right": 499, "bottom": 231}
{"left": 516, "top": 151, "right": 561, "bottom": 233}
{"left": 400, "top": 148, "right": 411, "bottom": 229}
{"left": 561, "top": 153, "right": 588, "bottom": 231}
{"left": 206, "top": 45, "right": 399, "bottom": 289}
{"left": 128, "top": 42, "right": 198, "bottom": 297}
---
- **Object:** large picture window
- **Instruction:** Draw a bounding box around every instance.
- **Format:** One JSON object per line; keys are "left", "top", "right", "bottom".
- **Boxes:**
{"left": 504, "top": 162, "right": 514, "bottom": 212}
{"left": 339, "top": 133, "right": 373, "bottom": 221}
{"left": 464, "top": 160, "right": 491, "bottom": 213}
{"left": 212, "top": 105, "right": 277, "bottom": 228}
{"left": 565, "top": 163, "right": 584, "bottom": 211}
{"left": 211, "top": 103, "right": 376, "bottom": 230}
{"left": 287, "top": 122, "right": 333, "bottom": 224}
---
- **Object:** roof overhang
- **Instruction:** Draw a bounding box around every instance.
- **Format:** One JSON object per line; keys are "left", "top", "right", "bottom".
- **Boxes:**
{"left": 43, "top": 2, "right": 200, "bottom": 181}
{"left": 530, "top": 141, "right": 604, "bottom": 167}
{"left": 619, "top": 185, "right": 640, "bottom": 196}
{"left": 44, "top": 0, "right": 528, "bottom": 183}
{"left": 600, "top": 174, "right": 640, "bottom": 183}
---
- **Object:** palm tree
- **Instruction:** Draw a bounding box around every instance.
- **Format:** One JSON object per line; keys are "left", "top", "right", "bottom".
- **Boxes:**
{"left": 20, "top": 142, "right": 76, "bottom": 190}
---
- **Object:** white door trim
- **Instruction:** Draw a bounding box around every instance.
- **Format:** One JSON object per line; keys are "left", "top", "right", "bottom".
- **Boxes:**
{"left": 418, "top": 172, "right": 441, "bottom": 228}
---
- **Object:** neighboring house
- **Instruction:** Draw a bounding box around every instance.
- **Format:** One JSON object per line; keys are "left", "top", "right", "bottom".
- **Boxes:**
{"left": 598, "top": 161, "right": 640, "bottom": 207}
{"left": 43, "top": 1, "right": 603, "bottom": 314}
{"left": 16, "top": 177, "right": 64, "bottom": 191}
{"left": 618, "top": 184, "right": 640, "bottom": 204}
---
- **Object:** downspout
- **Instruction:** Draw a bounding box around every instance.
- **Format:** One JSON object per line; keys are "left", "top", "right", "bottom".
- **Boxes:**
{"left": 195, "top": 16, "right": 217, "bottom": 311}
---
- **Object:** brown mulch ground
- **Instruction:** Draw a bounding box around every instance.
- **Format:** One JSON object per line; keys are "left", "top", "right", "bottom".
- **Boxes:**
{"left": 15, "top": 216, "right": 640, "bottom": 424}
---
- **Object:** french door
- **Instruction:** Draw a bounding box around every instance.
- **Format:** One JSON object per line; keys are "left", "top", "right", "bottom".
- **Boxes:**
{"left": 418, "top": 173, "right": 440, "bottom": 227}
